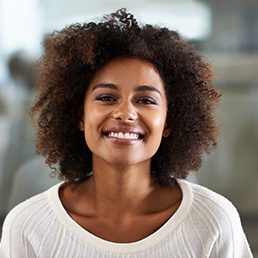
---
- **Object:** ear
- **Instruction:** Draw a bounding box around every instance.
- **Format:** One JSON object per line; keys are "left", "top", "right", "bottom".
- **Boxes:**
{"left": 162, "top": 118, "right": 173, "bottom": 138}
{"left": 78, "top": 106, "right": 85, "bottom": 131}
{"left": 78, "top": 118, "right": 84, "bottom": 131}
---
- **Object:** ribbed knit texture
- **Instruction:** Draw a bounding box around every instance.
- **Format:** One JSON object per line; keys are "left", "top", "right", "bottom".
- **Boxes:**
{"left": 0, "top": 180, "right": 253, "bottom": 258}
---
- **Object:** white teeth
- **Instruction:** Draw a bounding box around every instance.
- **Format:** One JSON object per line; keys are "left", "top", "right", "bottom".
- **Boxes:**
{"left": 108, "top": 132, "right": 139, "bottom": 139}
{"left": 131, "top": 133, "right": 138, "bottom": 139}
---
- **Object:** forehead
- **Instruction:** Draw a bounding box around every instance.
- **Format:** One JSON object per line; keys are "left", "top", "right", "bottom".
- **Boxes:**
{"left": 89, "top": 57, "right": 164, "bottom": 88}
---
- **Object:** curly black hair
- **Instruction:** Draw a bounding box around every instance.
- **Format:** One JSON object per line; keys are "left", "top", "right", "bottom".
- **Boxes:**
{"left": 30, "top": 8, "right": 221, "bottom": 186}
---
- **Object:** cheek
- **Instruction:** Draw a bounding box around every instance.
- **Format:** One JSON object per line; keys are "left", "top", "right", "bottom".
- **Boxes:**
{"left": 142, "top": 114, "right": 166, "bottom": 154}
{"left": 149, "top": 112, "right": 167, "bottom": 133}
{"left": 83, "top": 104, "right": 99, "bottom": 129}
{"left": 83, "top": 107, "right": 106, "bottom": 141}
{"left": 83, "top": 127, "right": 100, "bottom": 155}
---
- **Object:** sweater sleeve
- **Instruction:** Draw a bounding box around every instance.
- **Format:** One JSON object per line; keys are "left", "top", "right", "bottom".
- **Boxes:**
{"left": 209, "top": 198, "right": 253, "bottom": 258}
{"left": 0, "top": 217, "right": 10, "bottom": 258}
{"left": 0, "top": 206, "right": 37, "bottom": 258}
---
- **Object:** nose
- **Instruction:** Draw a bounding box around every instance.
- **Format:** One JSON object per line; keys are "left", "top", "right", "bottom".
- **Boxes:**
{"left": 112, "top": 101, "right": 137, "bottom": 122}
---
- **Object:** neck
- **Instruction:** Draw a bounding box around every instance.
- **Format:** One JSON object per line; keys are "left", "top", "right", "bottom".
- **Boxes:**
{"left": 60, "top": 157, "right": 182, "bottom": 231}
{"left": 78, "top": 157, "right": 158, "bottom": 217}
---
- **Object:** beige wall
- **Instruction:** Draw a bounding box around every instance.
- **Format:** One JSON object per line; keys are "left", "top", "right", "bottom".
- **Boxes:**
{"left": 197, "top": 92, "right": 258, "bottom": 213}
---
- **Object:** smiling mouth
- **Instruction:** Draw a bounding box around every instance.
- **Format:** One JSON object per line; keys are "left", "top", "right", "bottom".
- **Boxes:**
{"left": 105, "top": 131, "right": 143, "bottom": 140}
{"left": 108, "top": 132, "right": 141, "bottom": 139}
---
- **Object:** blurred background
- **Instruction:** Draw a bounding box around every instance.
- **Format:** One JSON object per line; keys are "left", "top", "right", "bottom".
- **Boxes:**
{"left": 0, "top": 0, "right": 257, "bottom": 255}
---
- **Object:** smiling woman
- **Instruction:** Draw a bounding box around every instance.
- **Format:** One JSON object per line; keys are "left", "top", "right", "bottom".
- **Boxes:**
{"left": 27, "top": 9, "right": 220, "bottom": 186}
{"left": 0, "top": 8, "right": 254, "bottom": 258}
{"left": 79, "top": 57, "right": 169, "bottom": 169}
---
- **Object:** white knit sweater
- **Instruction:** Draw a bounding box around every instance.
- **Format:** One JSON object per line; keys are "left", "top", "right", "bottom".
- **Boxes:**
{"left": 0, "top": 180, "right": 253, "bottom": 258}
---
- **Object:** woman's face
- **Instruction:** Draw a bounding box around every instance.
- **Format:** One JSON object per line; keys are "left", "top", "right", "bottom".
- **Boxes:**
{"left": 80, "top": 57, "right": 171, "bottom": 169}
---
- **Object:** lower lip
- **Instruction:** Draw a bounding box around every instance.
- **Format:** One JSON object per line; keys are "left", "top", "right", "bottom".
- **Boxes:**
{"left": 105, "top": 135, "right": 141, "bottom": 145}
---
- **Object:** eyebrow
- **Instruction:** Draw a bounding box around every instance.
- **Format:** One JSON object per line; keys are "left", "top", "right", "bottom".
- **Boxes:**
{"left": 134, "top": 85, "right": 161, "bottom": 95}
{"left": 92, "top": 83, "right": 118, "bottom": 91}
{"left": 92, "top": 83, "right": 161, "bottom": 95}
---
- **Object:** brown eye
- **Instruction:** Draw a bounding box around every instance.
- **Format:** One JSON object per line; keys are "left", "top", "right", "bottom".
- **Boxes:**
{"left": 137, "top": 97, "right": 157, "bottom": 105}
{"left": 96, "top": 95, "right": 116, "bottom": 102}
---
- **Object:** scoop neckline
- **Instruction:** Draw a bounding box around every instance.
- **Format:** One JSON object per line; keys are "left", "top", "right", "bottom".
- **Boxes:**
{"left": 48, "top": 179, "right": 193, "bottom": 254}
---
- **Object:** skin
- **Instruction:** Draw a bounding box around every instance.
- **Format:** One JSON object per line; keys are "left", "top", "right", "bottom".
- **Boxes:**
{"left": 59, "top": 57, "right": 182, "bottom": 243}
